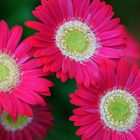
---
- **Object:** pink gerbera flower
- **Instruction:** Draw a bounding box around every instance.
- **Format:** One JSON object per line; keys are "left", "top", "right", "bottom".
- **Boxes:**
{"left": 25, "top": 0, "right": 125, "bottom": 87}
{"left": 0, "top": 103, "right": 54, "bottom": 140}
{"left": 124, "top": 31, "right": 140, "bottom": 63}
{"left": 0, "top": 20, "right": 53, "bottom": 119}
{"left": 70, "top": 59, "right": 140, "bottom": 140}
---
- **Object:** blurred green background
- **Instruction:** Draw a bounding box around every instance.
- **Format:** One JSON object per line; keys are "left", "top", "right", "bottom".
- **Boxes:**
{"left": 0, "top": 0, "right": 139, "bottom": 140}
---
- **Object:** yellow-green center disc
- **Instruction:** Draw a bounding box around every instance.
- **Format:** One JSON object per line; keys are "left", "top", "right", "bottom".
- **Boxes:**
{"left": 64, "top": 30, "right": 88, "bottom": 53}
{"left": 0, "top": 63, "right": 9, "bottom": 82}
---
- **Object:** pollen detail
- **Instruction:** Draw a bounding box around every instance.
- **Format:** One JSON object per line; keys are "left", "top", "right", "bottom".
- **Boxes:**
{"left": 0, "top": 53, "right": 20, "bottom": 92}
{"left": 100, "top": 89, "right": 138, "bottom": 132}
{"left": 56, "top": 20, "right": 97, "bottom": 62}
{"left": 1, "top": 112, "right": 32, "bottom": 131}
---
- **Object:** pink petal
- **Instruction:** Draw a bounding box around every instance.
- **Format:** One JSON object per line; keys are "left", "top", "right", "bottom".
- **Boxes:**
{"left": 6, "top": 26, "right": 22, "bottom": 53}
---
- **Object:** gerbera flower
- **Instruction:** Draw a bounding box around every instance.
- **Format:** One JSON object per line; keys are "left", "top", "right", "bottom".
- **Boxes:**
{"left": 0, "top": 103, "right": 54, "bottom": 140}
{"left": 0, "top": 20, "right": 53, "bottom": 119}
{"left": 70, "top": 59, "right": 140, "bottom": 140}
{"left": 124, "top": 31, "right": 140, "bottom": 63}
{"left": 25, "top": 0, "right": 125, "bottom": 87}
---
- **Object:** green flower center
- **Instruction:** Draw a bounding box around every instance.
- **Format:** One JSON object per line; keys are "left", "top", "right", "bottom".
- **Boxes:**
{"left": 1, "top": 112, "right": 32, "bottom": 131}
{"left": 108, "top": 97, "right": 130, "bottom": 122}
{"left": 56, "top": 20, "right": 97, "bottom": 62}
{"left": 64, "top": 30, "right": 88, "bottom": 53}
{"left": 100, "top": 89, "right": 138, "bottom": 132}
{"left": 0, "top": 63, "right": 9, "bottom": 82}
{"left": 4, "top": 113, "right": 28, "bottom": 127}
{"left": 0, "top": 53, "right": 20, "bottom": 92}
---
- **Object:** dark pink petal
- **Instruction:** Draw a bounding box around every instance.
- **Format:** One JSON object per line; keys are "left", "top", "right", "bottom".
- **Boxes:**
{"left": 117, "top": 60, "right": 131, "bottom": 88}
{"left": 97, "top": 47, "right": 123, "bottom": 58}
{"left": 25, "top": 21, "right": 48, "bottom": 31}
{"left": 13, "top": 39, "right": 32, "bottom": 60}
{"left": 6, "top": 26, "right": 22, "bottom": 53}
{"left": 0, "top": 20, "right": 9, "bottom": 50}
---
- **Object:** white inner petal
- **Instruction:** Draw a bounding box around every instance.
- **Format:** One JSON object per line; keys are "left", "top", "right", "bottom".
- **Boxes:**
{"left": 0, "top": 113, "right": 32, "bottom": 132}
{"left": 100, "top": 89, "right": 138, "bottom": 133}
{"left": 55, "top": 20, "right": 97, "bottom": 62}
{"left": 0, "top": 53, "right": 20, "bottom": 92}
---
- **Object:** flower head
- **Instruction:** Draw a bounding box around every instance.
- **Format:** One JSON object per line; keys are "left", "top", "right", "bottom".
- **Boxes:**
{"left": 70, "top": 59, "right": 140, "bottom": 140}
{"left": 25, "top": 0, "right": 125, "bottom": 87}
{"left": 0, "top": 104, "right": 54, "bottom": 140}
{"left": 0, "top": 20, "right": 53, "bottom": 118}
{"left": 124, "top": 31, "right": 140, "bottom": 63}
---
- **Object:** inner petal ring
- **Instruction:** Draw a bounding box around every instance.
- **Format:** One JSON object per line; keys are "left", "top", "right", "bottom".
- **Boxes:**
{"left": 55, "top": 20, "right": 97, "bottom": 62}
